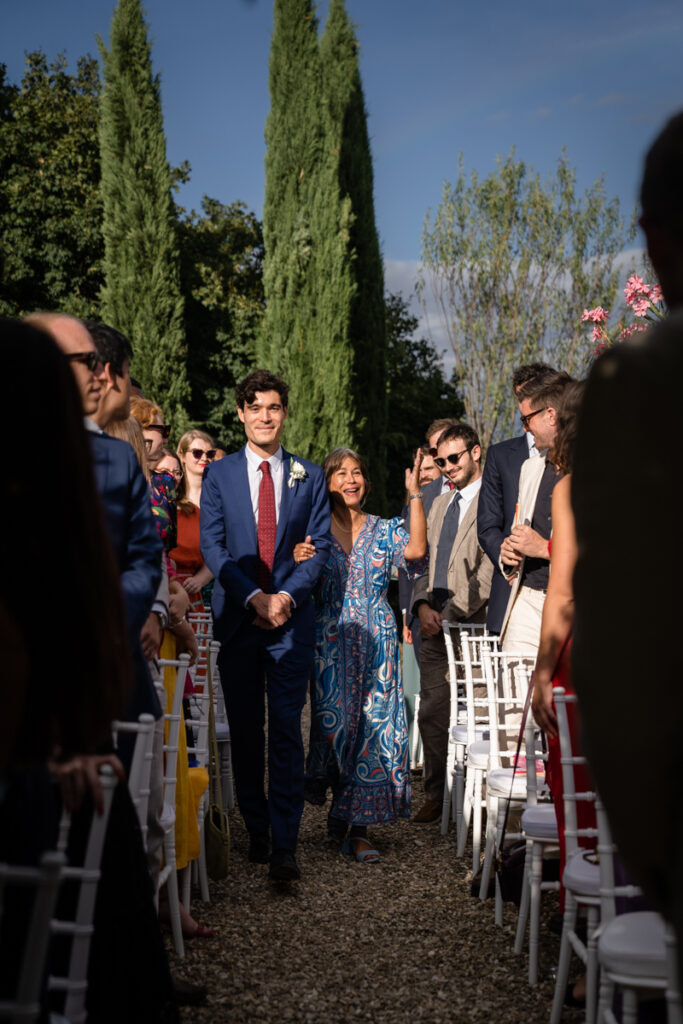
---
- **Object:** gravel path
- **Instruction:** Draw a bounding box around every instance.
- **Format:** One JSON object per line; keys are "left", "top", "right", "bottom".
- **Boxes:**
{"left": 169, "top": 754, "right": 582, "bottom": 1024}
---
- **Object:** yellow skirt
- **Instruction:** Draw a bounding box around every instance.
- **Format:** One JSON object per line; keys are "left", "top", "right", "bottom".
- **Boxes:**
{"left": 161, "top": 632, "right": 209, "bottom": 870}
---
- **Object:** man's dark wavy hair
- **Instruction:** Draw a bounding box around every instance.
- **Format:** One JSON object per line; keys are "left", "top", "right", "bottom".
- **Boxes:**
{"left": 235, "top": 369, "right": 289, "bottom": 409}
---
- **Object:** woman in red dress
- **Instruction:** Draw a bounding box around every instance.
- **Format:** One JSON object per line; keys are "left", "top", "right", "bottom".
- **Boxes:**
{"left": 532, "top": 380, "right": 593, "bottom": 1005}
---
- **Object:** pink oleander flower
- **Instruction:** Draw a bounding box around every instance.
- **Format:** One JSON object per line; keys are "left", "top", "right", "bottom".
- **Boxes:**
{"left": 591, "top": 325, "right": 604, "bottom": 342}
{"left": 650, "top": 284, "right": 663, "bottom": 303}
{"left": 624, "top": 274, "right": 649, "bottom": 305}
{"left": 581, "top": 306, "right": 609, "bottom": 324}
{"left": 632, "top": 298, "right": 651, "bottom": 317}
{"left": 593, "top": 342, "right": 609, "bottom": 357}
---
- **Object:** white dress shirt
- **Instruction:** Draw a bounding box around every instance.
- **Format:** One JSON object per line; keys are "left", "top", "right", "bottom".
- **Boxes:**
{"left": 444, "top": 476, "right": 482, "bottom": 530}
{"left": 245, "top": 443, "right": 285, "bottom": 523}
{"left": 243, "top": 444, "right": 294, "bottom": 607}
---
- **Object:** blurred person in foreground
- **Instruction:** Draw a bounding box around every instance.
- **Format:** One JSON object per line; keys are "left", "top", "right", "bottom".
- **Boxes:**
{"left": 572, "top": 111, "right": 683, "bottom": 980}
{"left": 0, "top": 318, "right": 178, "bottom": 1021}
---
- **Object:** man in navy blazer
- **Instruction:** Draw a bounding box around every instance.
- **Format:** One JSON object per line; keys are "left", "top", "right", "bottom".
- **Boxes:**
{"left": 30, "top": 313, "right": 163, "bottom": 733}
{"left": 201, "top": 369, "right": 331, "bottom": 882}
{"left": 477, "top": 364, "right": 555, "bottom": 634}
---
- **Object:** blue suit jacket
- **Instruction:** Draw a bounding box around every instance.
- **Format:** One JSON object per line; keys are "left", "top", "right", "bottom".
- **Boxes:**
{"left": 89, "top": 432, "right": 163, "bottom": 720}
{"left": 200, "top": 447, "right": 331, "bottom": 644}
{"left": 476, "top": 435, "right": 529, "bottom": 634}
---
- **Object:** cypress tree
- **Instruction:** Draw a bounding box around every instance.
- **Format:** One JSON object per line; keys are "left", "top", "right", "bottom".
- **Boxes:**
{"left": 261, "top": 0, "right": 356, "bottom": 462}
{"left": 98, "top": 0, "right": 189, "bottom": 432}
{"left": 321, "top": 0, "right": 387, "bottom": 508}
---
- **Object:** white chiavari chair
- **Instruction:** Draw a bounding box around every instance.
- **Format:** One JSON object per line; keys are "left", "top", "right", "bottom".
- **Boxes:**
{"left": 441, "top": 622, "right": 489, "bottom": 838}
{"left": 112, "top": 713, "right": 156, "bottom": 846}
{"left": 513, "top": 713, "right": 560, "bottom": 984}
{"left": 0, "top": 851, "right": 64, "bottom": 1023}
{"left": 47, "top": 764, "right": 118, "bottom": 1024}
{"left": 155, "top": 653, "right": 190, "bottom": 957}
{"left": 595, "top": 797, "right": 681, "bottom": 1024}
{"left": 477, "top": 647, "right": 534, "bottom": 925}
{"left": 550, "top": 687, "right": 601, "bottom": 1024}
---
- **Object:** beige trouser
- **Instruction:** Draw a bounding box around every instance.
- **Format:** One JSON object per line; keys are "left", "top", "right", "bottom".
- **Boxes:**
{"left": 501, "top": 585, "right": 546, "bottom": 658}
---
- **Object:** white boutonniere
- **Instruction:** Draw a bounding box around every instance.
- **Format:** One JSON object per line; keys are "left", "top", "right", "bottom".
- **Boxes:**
{"left": 288, "top": 460, "right": 307, "bottom": 488}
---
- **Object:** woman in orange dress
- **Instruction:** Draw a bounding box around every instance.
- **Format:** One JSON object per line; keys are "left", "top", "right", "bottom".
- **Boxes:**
{"left": 169, "top": 430, "right": 216, "bottom": 614}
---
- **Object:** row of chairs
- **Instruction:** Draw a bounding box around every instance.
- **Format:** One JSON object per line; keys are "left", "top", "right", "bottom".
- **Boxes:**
{"left": 1, "top": 617, "right": 235, "bottom": 1019}
{"left": 436, "top": 624, "right": 681, "bottom": 1022}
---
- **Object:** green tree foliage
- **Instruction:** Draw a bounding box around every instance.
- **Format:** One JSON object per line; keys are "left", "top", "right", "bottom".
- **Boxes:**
{"left": 420, "top": 151, "right": 632, "bottom": 448}
{"left": 261, "top": 0, "right": 356, "bottom": 463}
{"left": 0, "top": 53, "right": 103, "bottom": 318}
{"left": 98, "top": 0, "right": 189, "bottom": 432}
{"left": 384, "top": 292, "right": 463, "bottom": 514}
{"left": 178, "top": 197, "right": 265, "bottom": 449}
{"left": 320, "top": 0, "right": 387, "bottom": 507}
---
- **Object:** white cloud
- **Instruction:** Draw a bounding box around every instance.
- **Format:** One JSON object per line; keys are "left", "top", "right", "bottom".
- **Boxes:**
{"left": 384, "top": 258, "right": 454, "bottom": 371}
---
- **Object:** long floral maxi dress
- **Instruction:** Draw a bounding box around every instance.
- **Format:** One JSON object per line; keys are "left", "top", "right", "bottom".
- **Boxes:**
{"left": 305, "top": 515, "right": 427, "bottom": 825}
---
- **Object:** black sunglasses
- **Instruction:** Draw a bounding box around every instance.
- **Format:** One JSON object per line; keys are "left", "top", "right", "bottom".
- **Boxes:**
{"left": 190, "top": 448, "right": 216, "bottom": 461}
{"left": 519, "top": 407, "right": 548, "bottom": 430}
{"left": 434, "top": 445, "right": 474, "bottom": 469}
{"left": 68, "top": 351, "right": 102, "bottom": 372}
{"left": 146, "top": 424, "right": 171, "bottom": 439}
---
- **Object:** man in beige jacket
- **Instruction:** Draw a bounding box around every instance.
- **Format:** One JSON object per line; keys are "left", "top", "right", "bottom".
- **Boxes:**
{"left": 411, "top": 424, "right": 494, "bottom": 822}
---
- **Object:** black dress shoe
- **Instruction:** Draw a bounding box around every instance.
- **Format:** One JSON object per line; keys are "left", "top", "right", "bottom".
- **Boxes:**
{"left": 248, "top": 832, "right": 271, "bottom": 864}
{"left": 269, "top": 849, "right": 301, "bottom": 881}
{"left": 172, "top": 974, "right": 207, "bottom": 1006}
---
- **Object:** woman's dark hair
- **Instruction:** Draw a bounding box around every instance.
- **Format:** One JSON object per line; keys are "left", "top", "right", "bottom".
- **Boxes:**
{"left": 323, "top": 447, "right": 371, "bottom": 505}
{"left": 549, "top": 379, "right": 586, "bottom": 475}
{"left": 0, "top": 319, "right": 131, "bottom": 773}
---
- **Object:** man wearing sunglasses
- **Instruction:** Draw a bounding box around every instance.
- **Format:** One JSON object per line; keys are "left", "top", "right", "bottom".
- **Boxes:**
{"left": 477, "top": 363, "right": 556, "bottom": 635}
{"left": 498, "top": 370, "right": 572, "bottom": 655}
{"left": 410, "top": 424, "right": 494, "bottom": 822}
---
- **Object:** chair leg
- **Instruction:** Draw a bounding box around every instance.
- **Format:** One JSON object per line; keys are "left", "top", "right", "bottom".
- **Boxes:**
{"left": 493, "top": 800, "right": 505, "bottom": 926}
{"left": 164, "top": 854, "right": 185, "bottom": 958}
{"left": 666, "top": 923, "right": 682, "bottom": 1024}
{"left": 528, "top": 842, "right": 543, "bottom": 984}
{"left": 440, "top": 749, "right": 453, "bottom": 835}
{"left": 514, "top": 839, "right": 532, "bottom": 956}
{"left": 478, "top": 793, "right": 498, "bottom": 901}
{"left": 472, "top": 769, "right": 484, "bottom": 873}
{"left": 454, "top": 743, "right": 465, "bottom": 841}
{"left": 585, "top": 905, "right": 600, "bottom": 1024}
{"left": 181, "top": 863, "right": 191, "bottom": 910}
{"left": 597, "top": 977, "right": 613, "bottom": 1024}
{"left": 622, "top": 988, "right": 638, "bottom": 1024}
{"left": 457, "top": 762, "right": 475, "bottom": 858}
{"left": 550, "top": 894, "right": 578, "bottom": 1024}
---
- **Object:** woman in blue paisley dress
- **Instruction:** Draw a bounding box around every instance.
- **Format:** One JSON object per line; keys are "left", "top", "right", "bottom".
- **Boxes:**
{"left": 301, "top": 447, "right": 427, "bottom": 862}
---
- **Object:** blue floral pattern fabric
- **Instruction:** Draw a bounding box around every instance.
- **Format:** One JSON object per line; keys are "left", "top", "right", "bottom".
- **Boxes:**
{"left": 305, "top": 515, "right": 427, "bottom": 824}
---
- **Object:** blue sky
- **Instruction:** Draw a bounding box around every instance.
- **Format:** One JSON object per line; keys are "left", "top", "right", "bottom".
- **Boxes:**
{"left": 3, "top": 0, "right": 683, "bottom": 311}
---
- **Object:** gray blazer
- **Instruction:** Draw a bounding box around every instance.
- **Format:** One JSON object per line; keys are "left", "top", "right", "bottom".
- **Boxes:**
{"left": 412, "top": 489, "right": 493, "bottom": 624}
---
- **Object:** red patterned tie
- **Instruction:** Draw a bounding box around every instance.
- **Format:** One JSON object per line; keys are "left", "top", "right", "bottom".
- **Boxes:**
{"left": 257, "top": 460, "right": 276, "bottom": 592}
{"left": 445, "top": 479, "right": 456, "bottom": 491}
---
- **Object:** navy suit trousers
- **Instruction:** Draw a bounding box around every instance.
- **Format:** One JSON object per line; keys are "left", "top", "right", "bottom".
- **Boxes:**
{"left": 218, "top": 621, "right": 314, "bottom": 852}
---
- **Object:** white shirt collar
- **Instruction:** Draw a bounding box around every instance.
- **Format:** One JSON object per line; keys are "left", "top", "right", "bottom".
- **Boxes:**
{"left": 456, "top": 476, "right": 482, "bottom": 502}
{"left": 84, "top": 416, "right": 104, "bottom": 435}
{"left": 526, "top": 431, "right": 539, "bottom": 457}
{"left": 245, "top": 443, "right": 283, "bottom": 470}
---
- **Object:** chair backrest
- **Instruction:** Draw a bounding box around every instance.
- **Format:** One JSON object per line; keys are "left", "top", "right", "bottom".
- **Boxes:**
{"left": 0, "top": 851, "right": 65, "bottom": 1022}
{"left": 523, "top": 711, "right": 550, "bottom": 807}
{"left": 48, "top": 764, "right": 118, "bottom": 1024}
{"left": 553, "top": 687, "right": 598, "bottom": 860}
{"left": 481, "top": 646, "right": 533, "bottom": 769}
{"left": 460, "top": 631, "right": 499, "bottom": 745}
{"left": 112, "top": 713, "right": 156, "bottom": 841}
{"left": 594, "top": 796, "right": 642, "bottom": 925}
{"left": 186, "top": 641, "right": 221, "bottom": 771}
{"left": 157, "top": 653, "right": 191, "bottom": 811}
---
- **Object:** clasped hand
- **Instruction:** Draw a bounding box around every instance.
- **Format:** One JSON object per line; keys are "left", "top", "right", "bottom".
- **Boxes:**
{"left": 250, "top": 591, "right": 292, "bottom": 630}
{"left": 418, "top": 604, "right": 443, "bottom": 638}
{"left": 501, "top": 525, "right": 548, "bottom": 576}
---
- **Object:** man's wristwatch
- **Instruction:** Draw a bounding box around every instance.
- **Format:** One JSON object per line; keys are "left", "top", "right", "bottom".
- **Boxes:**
{"left": 154, "top": 609, "right": 169, "bottom": 630}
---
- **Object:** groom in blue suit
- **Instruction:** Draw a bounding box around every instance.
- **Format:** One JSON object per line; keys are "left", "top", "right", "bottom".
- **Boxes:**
{"left": 201, "top": 369, "right": 330, "bottom": 881}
